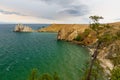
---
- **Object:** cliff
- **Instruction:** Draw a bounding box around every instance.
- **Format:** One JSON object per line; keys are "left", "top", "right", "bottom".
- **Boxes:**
{"left": 57, "top": 24, "right": 89, "bottom": 41}
{"left": 14, "top": 24, "right": 33, "bottom": 32}
{"left": 39, "top": 23, "right": 120, "bottom": 77}
{"left": 57, "top": 23, "right": 120, "bottom": 75}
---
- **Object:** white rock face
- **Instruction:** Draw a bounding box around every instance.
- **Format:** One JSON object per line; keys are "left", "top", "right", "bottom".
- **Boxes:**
{"left": 14, "top": 24, "right": 33, "bottom": 32}
{"left": 57, "top": 25, "right": 89, "bottom": 41}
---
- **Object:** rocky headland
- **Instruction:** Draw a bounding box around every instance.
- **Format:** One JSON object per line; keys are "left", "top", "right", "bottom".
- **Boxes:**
{"left": 38, "top": 22, "right": 120, "bottom": 77}
{"left": 13, "top": 22, "right": 120, "bottom": 77}
{"left": 14, "top": 24, "right": 34, "bottom": 32}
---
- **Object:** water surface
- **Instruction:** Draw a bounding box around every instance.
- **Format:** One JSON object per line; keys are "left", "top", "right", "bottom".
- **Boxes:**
{"left": 0, "top": 24, "right": 90, "bottom": 80}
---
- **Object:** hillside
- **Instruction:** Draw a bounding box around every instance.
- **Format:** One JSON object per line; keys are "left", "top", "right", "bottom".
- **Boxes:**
{"left": 38, "top": 22, "right": 120, "bottom": 78}
{"left": 57, "top": 22, "right": 120, "bottom": 76}
{"left": 37, "top": 24, "right": 88, "bottom": 32}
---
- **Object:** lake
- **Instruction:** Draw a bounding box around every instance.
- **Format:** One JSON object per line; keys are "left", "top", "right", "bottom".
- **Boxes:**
{"left": 0, "top": 24, "right": 90, "bottom": 80}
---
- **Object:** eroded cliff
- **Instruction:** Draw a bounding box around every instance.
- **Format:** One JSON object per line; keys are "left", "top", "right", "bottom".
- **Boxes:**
{"left": 57, "top": 23, "right": 120, "bottom": 75}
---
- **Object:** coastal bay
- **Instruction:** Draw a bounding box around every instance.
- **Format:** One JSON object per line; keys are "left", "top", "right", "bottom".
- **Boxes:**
{"left": 0, "top": 24, "right": 90, "bottom": 80}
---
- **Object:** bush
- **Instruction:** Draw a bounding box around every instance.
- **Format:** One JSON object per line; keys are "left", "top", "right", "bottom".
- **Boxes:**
{"left": 116, "top": 31, "right": 120, "bottom": 39}
{"left": 99, "top": 33, "right": 116, "bottom": 43}
{"left": 111, "top": 66, "right": 120, "bottom": 80}
{"left": 83, "top": 29, "right": 91, "bottom": 37}
{"left": 74, "top": 34, "right": 83, "bottom": 41}
{"left": 104, "top": 24, "right": 111, "bottom": 28}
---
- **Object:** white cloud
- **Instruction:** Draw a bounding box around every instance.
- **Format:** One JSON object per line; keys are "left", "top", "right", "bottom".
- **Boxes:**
{"left": 0, "top": 0, "right": 120, "bottom": 23}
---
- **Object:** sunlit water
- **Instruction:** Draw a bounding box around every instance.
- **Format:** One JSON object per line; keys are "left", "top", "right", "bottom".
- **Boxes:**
{"left": 0, "top": 24, "right": 90, "bottom": 80}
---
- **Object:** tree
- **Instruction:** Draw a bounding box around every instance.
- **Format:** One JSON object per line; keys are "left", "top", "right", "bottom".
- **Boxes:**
{"left": 89, "top": 16, "right": 103, "bottom": 23}
{"left": 89, "top": 16, "right": 103, "bottom": 33}
{"left": 85, "top": 42, "right": 101, "bottom": 80}
{"left": 85, "top": 16, "right": 104, "bottom": 80}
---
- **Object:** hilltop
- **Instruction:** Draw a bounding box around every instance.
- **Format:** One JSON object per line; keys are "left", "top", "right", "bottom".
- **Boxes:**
{"left": 37, "top": 24, "right": 88, "bottom": 32}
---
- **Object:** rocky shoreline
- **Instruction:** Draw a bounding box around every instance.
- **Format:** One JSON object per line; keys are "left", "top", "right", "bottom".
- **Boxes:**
{"left": 14, "top": 23, "right": 120, "bottom": 77}
{"left": 37, "top": 23, "right": 120, "bottom": 78}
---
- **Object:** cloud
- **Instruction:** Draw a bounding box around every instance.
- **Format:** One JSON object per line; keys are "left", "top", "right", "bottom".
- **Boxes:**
{"left": 58, "top": 5, "right": 89, "bottom": 16}
{"left": 40, "top": 0, "right": 89, "bottom": 18}
{"left": 115, "top": 18, "right": 120, "bottom": 20}
{"left": 0, "top": 0, "right": 90, "bottom": 23}
{"left": 0, "top": 9, "right": 26, "bottom": 16}
{"left": 41, "top": 0, "right": 73, "bottom": 5}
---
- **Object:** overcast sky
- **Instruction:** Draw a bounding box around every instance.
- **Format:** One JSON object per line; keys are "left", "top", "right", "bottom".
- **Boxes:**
{"left": 0, "top": 0, "right": 120, "bottom": 24}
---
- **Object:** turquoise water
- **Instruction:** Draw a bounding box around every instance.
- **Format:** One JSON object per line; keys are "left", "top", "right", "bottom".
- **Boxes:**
{"left": 0, "top": 24, "right": 90, "bottom": 80}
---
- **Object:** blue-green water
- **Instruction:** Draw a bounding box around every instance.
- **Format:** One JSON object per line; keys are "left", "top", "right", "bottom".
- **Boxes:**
{"left": 0, "top": 24, "right": 90, "bottom": 80}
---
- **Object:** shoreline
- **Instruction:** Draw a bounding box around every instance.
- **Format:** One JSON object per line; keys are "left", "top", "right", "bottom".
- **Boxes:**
{"left": 60, "top": 39, "right": 114, "bottom": 76}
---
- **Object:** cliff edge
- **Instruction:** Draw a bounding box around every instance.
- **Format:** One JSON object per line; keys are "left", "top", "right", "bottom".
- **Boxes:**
{"left": 37, "top": 24, "right": 88, "bottom": 32}
{"left": 39, "top": 23, "right": 120, "bottom": 76}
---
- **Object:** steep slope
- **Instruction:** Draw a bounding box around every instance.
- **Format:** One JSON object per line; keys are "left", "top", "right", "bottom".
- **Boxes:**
{"left": 57, "top": 23, "right": 120, "bottom": 76}
{"left": 37, "top": 22, "right": 120, "bottom": 76}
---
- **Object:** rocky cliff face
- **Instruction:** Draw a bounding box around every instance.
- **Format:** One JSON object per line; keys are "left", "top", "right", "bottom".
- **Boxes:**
{"left": 57, "top": 24, "right": 89, "bottom": 41}
{"left": 14, "top": 24, "right": 33, "bottom": 32}
{"left": 57, "top": 23, "right": 120, "bottom": 76}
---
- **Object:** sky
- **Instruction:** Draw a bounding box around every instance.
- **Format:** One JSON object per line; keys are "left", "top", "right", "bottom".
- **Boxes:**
{"left": 0, "top": 0, "right": 120, "bottom": 24}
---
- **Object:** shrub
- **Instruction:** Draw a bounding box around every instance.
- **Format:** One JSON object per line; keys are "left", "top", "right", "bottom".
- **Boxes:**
{"left": 111, "top": 66, "right": 120, "bottom": 80}
{"left": 99, "top": 33, "right": 116, "bottom": 43}
{"left": 116, "top": 31, "right": 120, "bottom": 39}
{"left": 83, "top": 29, "right": 91, "bottom": 37}
{"left": 74, "top": 34, "right": 83, "bottom": 41}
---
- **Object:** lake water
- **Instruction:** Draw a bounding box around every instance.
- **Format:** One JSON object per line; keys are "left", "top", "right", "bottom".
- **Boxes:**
{"left": 0, "top": 24, "right": 90, "bottom": 80}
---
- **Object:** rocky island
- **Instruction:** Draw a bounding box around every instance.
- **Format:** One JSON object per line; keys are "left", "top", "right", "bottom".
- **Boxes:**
{"left": 14, "top": 24, "right": 34, "bottom": 32}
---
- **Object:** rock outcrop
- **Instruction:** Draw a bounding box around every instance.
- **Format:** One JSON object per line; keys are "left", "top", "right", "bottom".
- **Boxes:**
{"left": 57, "top": 24, "right": 89, "bottom": 41}
{"left": 14, "top": 24, "right": 33, "bottom": 32}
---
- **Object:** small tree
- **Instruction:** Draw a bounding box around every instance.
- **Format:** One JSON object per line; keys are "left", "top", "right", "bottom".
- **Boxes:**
{"left": 89, "top": 16, "right": 103, "bottom": 23}
{"left": 89, "top": 16, "right": 103, "bottom": 33}
{"left": 86, "top": 15, "right": 104, "bottom": 80}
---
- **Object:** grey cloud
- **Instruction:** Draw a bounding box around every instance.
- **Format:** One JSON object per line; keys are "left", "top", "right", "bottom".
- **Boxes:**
{"left": 40, "top": 0, "right": 89, "bottom": 17}
{"left": 58, "top": 5, "right": 89, "bottom": 16}
{"left": 59, "top": 9, "right": 82, "bottom": 16}
{"left": 0, "top": 9, "right": 26, "bottom": 16}
{"left": 115, "top": 18, "right": 120, "bottom": 20}
{"left": 0, "top": 0, "right": 90, "bottom": 21}
{"left": 41, "top": 0, "right": 73, "bottom": 5}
